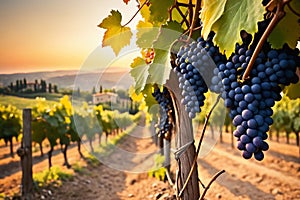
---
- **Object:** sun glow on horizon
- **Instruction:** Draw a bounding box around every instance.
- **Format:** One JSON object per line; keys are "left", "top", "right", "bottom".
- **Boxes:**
{"left": 0, "top": 0, "right": 141, "bottom": 74}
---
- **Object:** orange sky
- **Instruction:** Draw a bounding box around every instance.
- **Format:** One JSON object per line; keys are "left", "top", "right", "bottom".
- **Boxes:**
{"left": 0, "top": 0, "right": 141, "bottom": 74}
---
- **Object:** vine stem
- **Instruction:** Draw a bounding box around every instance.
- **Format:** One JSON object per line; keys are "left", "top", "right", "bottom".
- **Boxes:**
{"left": 199, "top": 170, "right": 226, "bottom": 200}
{"left": 241, "top": 0, "right": 290, "bottom": 81}
{"left": 188, "top": 0, "right": 202, "bottom": 40}
{"left": 122, "top": 0, "right": 149, "bottom": 27}
{"left": 178, "top": 94, "right": 222, "bottom": 197}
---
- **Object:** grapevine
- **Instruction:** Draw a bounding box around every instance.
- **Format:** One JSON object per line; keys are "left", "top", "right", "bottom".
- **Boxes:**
{"left": 98, "top": 0, "right": 300, "bottom": 199}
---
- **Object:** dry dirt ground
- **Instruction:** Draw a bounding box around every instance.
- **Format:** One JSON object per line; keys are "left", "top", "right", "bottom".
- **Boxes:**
{"left": 0, "top": 125, "right": 299, "bottom": 200}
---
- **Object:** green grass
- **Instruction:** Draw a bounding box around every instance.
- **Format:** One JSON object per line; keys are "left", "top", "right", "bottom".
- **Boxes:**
{"left": 33, "top": 166, "right": 73, "bottom": 188}
{"left": 15, "top": 92, "right": 63, "bottom": 101}
{"left": 0, "top": 95, "right": 57, "bottom": 109}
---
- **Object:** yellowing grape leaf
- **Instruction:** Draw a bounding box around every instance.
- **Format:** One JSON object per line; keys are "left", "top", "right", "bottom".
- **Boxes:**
{"left": 129, "top": 86, "right": 144, "bottom": 102}
{"left": 139, "top": 0, "right": 151, "bottom": 21}
{"left": 149, "top": 0, "right": 173, "bottom": 24}
{"left": 177, "top": 0, "right": 196, "bottom": 3}
{"left": 211, "top": 0, "right": 265, "bottom": 57}
{"left": 98, "top": 10, "right": 132, "bottom": 55}
{"left": 200, "top": 0, "right": 227, "bottom": 39}
{"left": 268, "top": 0, "right": 300, "bottom": 49}
{"left": 130, "top": 57, "right": 150, "bottom": 94}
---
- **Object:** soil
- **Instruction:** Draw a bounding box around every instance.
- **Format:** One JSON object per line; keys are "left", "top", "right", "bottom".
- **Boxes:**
{"left": 0, "top": 125, "right": 299, "bottom": 200}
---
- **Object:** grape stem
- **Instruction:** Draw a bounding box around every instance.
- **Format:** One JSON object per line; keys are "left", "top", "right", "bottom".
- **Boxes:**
{"left": 241, "top": 0, "right": 291, "bottom": 81}
{"left": 178, "top": 94, "right": 223, "bottom": 197}
{"left": 188, "top": 0, "right": 202, "bottom": 40}
{"left": 122, "top": 0, "right": 149, "bottom": 27}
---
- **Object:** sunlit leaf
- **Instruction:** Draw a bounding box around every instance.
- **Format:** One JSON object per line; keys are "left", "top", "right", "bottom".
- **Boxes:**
{"left": 136, "top": 20, "right": 159, "bottom": 48}
{"left": 139, "top": 0, "right": 151, "bottom": 21}
{"left": 211, "top": 0, "right": 265, "bottom": 57}
{"left": 130, "top": 57, "right": 150, "bottom": 94}
{"left": 129, "top": 86, "right": 144, "bottom": 102}
{"left": 200, "top": 0, "right": 227, "bottom": 39}
{"left": 98, "top": 10, "right": 132, "bottom": 55}
{"left": 148, "top": 49, "right": 171, "bottom": 85}
{"left": 148, "top": 21, "right": 184, "bottom": 86}
{"left": 149, "top": 0, "right": 173, "bottom": 24}
{"left": 268, "top": 0, "right": 300, "bottom": 49}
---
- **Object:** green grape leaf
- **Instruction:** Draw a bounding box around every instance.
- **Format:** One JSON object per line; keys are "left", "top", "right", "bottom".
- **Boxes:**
{"left": 284, "top": 81, "right": 300, "bottom": 100}
{"left": 268, "top": 0, "right": 300, "bottom": 49}
{"left": 148, "top": 49, "right": 171, "bottom": 85}
{"left": 211, "top": 0, "right": 265, "bottom": 57}
{"left": 149, "top": 0, "right": 173, "bottom": 24}
{"left": 148, "top": 21, "right": 184, "bottom": 85}
{"left": 136, "top": 20, "right": 159, "bottom": 48}
{"left": 130, "top": 57, "right": 150, "bottom": 94}
{"left": 200, "top": 0, "right": 227, "bottom": 39}
{"left": 98, "top": 10, "right": 132, "bottom": 55}
{"left": 141, "top": 84, "right": 158, "bottom": 119}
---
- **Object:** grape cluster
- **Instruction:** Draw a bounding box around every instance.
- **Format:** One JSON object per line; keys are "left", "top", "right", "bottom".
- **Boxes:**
{"left": 152, "top": 87, "right": 173, "bottom": 138}
{"left": 174, "top": 36, "right": 226, "bottom": 118}
{"left": 218, "top": 44, "right": 299, "bottom": 160}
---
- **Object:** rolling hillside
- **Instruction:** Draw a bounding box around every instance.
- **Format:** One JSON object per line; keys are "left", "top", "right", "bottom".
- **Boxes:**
{"left": 0, "top": 68, "right": 134, "bottom": 91}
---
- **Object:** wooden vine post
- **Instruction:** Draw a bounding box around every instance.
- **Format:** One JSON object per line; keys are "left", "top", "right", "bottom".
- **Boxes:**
{"left": 17, "top": 109, "right": 33, "bottom": 197}
{"left": 166, "top": 71, "right": 200, "bottom": 199}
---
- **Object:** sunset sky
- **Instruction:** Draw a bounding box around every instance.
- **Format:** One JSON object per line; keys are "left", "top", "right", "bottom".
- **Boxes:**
{"left": 0, "top": 0, "right": 141, "bottom": 74}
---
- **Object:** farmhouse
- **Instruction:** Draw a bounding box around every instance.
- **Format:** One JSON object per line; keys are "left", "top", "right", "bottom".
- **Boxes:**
{"left": 92, "top": 92, "right": 118, "bottom": 104}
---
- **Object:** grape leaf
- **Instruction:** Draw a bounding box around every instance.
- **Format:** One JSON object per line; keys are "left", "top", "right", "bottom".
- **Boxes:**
{"left": 148, "top": 49, "right": 171, "bottom": 85}
{"left": 149, "top": 0, "right": 173, "bottom": 24}
{"left": 268, "top": 0, "right": 300, "bottom": 49}
{"left": 123, "top": 0, "right": 130, "bottom": 4}
{"left": 211, "top": 0, "right": 265, "bottom": 57}
{"left": 141, "top": 84, "right": 158, "bottom": 119}
{"left": 130, "top": 57, "right": 150, "bottom": 94}
{"left": 147, "top": 21, "right": 184, "bottom": 85}
{"left": 136, "top": 20, "right": 159, "bottom": 48}
{"left": 139, "top": 0, "right": 151, "bottom": 21}
{"left": 98, "top": 10, "right": 132, "bottom": 55}
{"left": 285, "top": 81, "right": 300, "bottom": 100}
{"left": 200, "top": 0, "right": 227, "bottom": 39}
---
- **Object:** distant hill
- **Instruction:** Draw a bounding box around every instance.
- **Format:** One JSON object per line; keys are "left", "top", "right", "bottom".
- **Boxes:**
{"left": 0, "top": 68, "right": 134, "bottom": 91}
{"left": 0, "top": 70, "right": 78, "bottom": 86}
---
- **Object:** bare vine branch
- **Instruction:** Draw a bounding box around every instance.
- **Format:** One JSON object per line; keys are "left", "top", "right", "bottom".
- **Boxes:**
{"left": 188, "top": 0, "right": 202, "bottom": 39}
{"left": 199, "top": 170, "right": 226, "bottom": 200}
{"left": 241, "top": 0, "right": 291, "bottom": 81}
{"left": 178, "top": 94, "right": 222, "bottom": 197}
{"left": 174, "top": 4, "right": 190, "bottom": 28}
{"left": 122, "top": 0, "right": 149, "bottom": 27}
